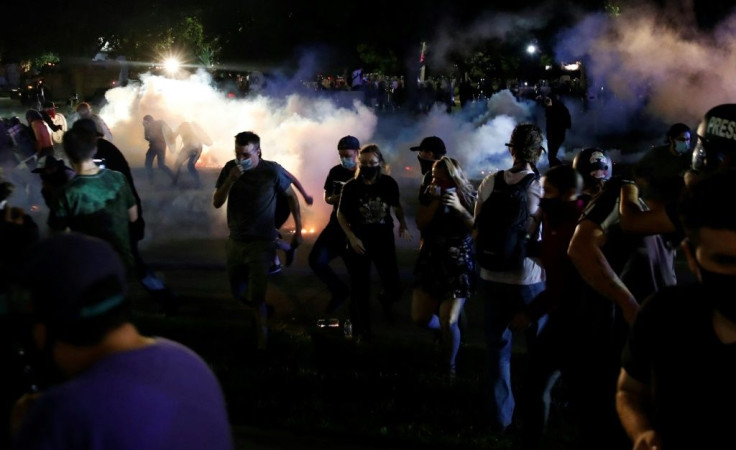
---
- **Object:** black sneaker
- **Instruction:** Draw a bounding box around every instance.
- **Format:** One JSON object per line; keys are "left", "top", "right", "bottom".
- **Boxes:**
{"left": 268, "top": 264, "right": 282, "bottom": 275}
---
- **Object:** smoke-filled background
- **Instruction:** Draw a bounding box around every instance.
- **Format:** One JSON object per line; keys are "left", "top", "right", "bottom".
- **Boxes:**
{"left": 86, "top": 0, "right": 736, "bottom": 239}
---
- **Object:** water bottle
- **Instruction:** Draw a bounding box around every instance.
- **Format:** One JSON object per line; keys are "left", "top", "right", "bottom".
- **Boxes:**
{"left": 443, "top": 187, "right": 456, "bottom": 214}
{"left": 343, "top": 319, "right": 353, "bottom": 339}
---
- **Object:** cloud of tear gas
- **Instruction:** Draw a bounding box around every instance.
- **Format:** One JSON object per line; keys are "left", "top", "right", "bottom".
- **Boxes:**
{"left": 96, "top": 69, "right": 378, "bottom": 237}
{"left": 93, "top": 64, "right": 542, "bottom": 241}
{"left": 555, "top": 3, "right": 736, "bottom": 145}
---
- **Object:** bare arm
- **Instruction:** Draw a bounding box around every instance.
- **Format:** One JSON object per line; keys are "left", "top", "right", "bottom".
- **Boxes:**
{"left": 568, "top": 219, "right": 639, "bottom": 324}
{"left": 619, "top": 184, "right": 676, "bottom": 235}
{"left": 415, "top": 185, "right": 441, "bottom": 230}
{"left": 616, "top": 368, "right": 661, "bottom": 450}
{"left": 212, "top": 166, "right": 242, "bottom": 208}
{"left": 128, "top": 205, "right": 138, "bottom": 223}
{"left": 337, "top": 209, "right": 365, "bottom": 254}
{"left": 284, "top": 185, "right": 303, "bottom": 246}
{"left": 283, "top": 168, "right": 313, "bottom": 205}
{"left": 393, "top": 200, "right": 412, "bottom": 239}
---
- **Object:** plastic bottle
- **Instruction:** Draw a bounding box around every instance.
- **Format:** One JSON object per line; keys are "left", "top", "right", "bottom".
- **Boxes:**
{"left": 343, "top": 319, "right": 353, "bottom": 339}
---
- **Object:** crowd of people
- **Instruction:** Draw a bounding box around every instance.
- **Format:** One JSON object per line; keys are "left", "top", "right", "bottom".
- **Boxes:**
{"left": 1, "top": 95, "right": 735, "bottom": 450}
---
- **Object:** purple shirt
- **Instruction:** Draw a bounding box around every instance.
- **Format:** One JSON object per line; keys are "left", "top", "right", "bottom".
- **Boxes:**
{"left": 13, "top": 338, "right": 233, "bottom": 450}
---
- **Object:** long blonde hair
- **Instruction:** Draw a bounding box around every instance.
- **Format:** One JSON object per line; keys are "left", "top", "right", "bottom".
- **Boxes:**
{"left": 434, "top": 156, "right": 476, "bottom": 211}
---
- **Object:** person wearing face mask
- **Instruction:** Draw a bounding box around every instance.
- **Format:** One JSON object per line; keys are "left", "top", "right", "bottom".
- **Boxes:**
{"left": 309, "top": 135, "right": 360, "bottom": 313}
{"left": 567, "top": 147, "right": 677, "bottom": 450}
{"left": 337, "top": 144, "right": 413, "bottom": 340}
{"left": 410, "top": 136, "right": 447, "bottom": 203}
{"left": 213, "top": 131, "right": 302, "bottom": 351}
{"left": 510, "top": 164, "right": 587, "bottom": 450}
{"left": 616, "top": 168, "right": 736, "bottom": 450}
{"left": 633, "top": 123, "right": 692, "bottom": 208}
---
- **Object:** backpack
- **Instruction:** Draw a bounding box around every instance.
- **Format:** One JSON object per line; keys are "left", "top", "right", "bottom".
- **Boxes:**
{"left": 474, "top": 170, "right": 538, "bottom": 271}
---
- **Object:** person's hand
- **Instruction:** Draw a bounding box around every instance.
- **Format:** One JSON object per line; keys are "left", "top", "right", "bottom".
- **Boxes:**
{"left": 633, "top": 429, "right": 661, "bottom": 450}
{"left": 304, "top": 195, "right": 314, "bottom": 206}
{"left": 442, "top": 190, "right": 463, "bottom": 213}
{"left": 11, "top": 392, "right": 42, "bottom": 435}
{"left": 424, "top": 183, "right": 441, "bottom": 198}
{"left": 399, "top": 224, "right": 413, "bottom": 241}
{"left": 348, "top": 235, "right": 366, "bottom": 254}
{"left": 228, "top": 163, "right": 244, "bottom": 181}
{"left": 4, "top": 205, "right": 26, "bottom": 225}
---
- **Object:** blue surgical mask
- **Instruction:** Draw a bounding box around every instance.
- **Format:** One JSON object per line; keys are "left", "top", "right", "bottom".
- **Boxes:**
{"left": 675, "top": 141, "right": 690, "bottom": 154}
{"left": 239, "top": 158, "right": 254, "bottom": 171}
{"left": 340, "top": 157, "right": 356, "bottom": 169}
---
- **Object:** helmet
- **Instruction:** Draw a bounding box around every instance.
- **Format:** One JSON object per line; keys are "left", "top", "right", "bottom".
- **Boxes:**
{"left": 692, "top": 104, "right": 736, "bottom": 173}
{"left": 573, "top": 147, "right": 612, "bottom": 182}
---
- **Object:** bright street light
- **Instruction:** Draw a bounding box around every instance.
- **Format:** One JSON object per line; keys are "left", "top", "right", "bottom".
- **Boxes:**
{"left": 527, "top": 44, "right": 537, "bottom": 55}
{"left": 163, "top": 57, "right": 181, "bottom": 74}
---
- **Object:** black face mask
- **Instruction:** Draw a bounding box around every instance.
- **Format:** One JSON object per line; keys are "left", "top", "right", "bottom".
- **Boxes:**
{"left": 417, "top": 155, "right": 435, "bottom": 175}
{"left": 698, "top": 266, "right": 736, "bottom": 322}
{"left": 359, "top": 165, "right": 380, "bottom": 180}
{"left": 538, "top": 198, "right": 564, "bottom": 215}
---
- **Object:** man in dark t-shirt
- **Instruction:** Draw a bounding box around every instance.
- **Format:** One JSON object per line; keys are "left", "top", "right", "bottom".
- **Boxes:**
{"left": 309, "top": 135, "right": 359, "bottom": 313}
{"left": 568, "top": 164, "right": 676, "bottom": 450}
{"left": 617, "top": 169, "right": 736, "bottom": 450}
{"left": 142, "top": 115, "right": 175, "bottom": 184}
{"left": 213, "top": 131, "right": 302, "bottom": 350}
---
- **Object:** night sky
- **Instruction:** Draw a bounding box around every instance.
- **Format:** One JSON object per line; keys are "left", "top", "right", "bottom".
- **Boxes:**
{"left": 2, "top": 1, "right": 735, "bottom": 72}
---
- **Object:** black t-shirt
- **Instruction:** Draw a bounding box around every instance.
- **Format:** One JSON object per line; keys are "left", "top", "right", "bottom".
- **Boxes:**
{"left": 338, "top": 174, "right": 400, "bottom": 238}
{"left": 215, "top": 159, "right": 291, "bottom": 241}
{"left": 323, "top": 165, "right": 357, "bottom": 223}
{"left": 581, "top": 186, "right": 677, "bottom": 304}
{"left": 622, "top": 284, "right": 736, "bottom": 449}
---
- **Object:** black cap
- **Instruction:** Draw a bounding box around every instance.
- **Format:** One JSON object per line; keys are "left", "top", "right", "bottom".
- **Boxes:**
{"left": 410, "top": 136, "right": 446, "bottom": 157}
{"left": 22, "top": 233, "right": 128, "bottom": 322}
{"left": 337, "top": 135, "right": 360, "bottom": 150}
{"left": 31, "top": 155, "right": 62, "bottom": 173}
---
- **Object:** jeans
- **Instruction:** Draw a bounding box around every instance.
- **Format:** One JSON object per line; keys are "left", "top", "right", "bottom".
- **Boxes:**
{"left": 145, "top": 145, "right": 175, "bottom": 182}
{"left": 308, "top": 222, "right": 349, "bottom": 299}
{"left": 480, "top": 278, "right": 545, "bottom": 430}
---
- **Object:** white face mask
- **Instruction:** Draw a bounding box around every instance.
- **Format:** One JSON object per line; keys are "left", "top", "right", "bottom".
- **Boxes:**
{"left": 675, "top": 141, "right": 690, "bottom": 154}
{"left": 340, "top": 157, "right": 356, "bottom": 169}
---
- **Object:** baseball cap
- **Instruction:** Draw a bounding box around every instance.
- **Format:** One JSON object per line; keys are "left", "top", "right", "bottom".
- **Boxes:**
{"left": 43, "top": 101, "right": 56, "bottom": 109}
{"left": 72, "top": 118, "right": 104, "bottom": 137}
{"left": 410, "top": 136, "right": 446, "bottom": 157}
{"left": 22, "top": 233, "right": 128, "bottom": 322}
{"left": 337, "top": 135, "right": 360, "bottom": 150}
{"left": 505, "top": 123, "right": 545, "bottom": 152}
{"left": 31, "top": 155, "right": 61, "bottom": 173}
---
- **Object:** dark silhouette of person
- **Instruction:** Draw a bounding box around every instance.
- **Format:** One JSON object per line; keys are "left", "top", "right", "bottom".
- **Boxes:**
{"left": 544, "top": 95, "right": 572, "bottom": 166}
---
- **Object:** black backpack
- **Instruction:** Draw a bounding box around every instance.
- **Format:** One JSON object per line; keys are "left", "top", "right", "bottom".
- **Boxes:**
{"left": 474, "top": 170, "right": 538, "bottom": 271}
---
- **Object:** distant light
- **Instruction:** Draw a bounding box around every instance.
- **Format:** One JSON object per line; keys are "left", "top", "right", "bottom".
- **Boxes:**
{"left": 545, "top": 65, "right": 552, "bottom": 71}
{"left": 563, "top": 63, "right": 580, "bottom": 71}
{"left": 527, "top": 44, "right": 537, "bottom": 54}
